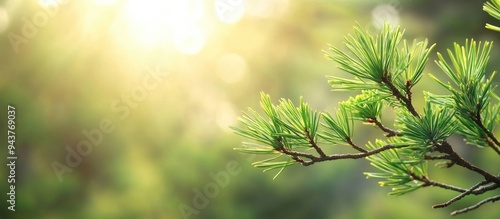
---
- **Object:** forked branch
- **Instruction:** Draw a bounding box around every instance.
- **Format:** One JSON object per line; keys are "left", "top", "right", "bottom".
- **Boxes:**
{"left": 451, "top": 195, "right": 500, "bottom": 216}
{"left": 278, "top": 143, "right": 402, "bottom": 166}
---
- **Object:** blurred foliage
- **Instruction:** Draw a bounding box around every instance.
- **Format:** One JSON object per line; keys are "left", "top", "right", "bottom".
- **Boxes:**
{"left": 0, "top": 0, "right": 499, "bottom": 219}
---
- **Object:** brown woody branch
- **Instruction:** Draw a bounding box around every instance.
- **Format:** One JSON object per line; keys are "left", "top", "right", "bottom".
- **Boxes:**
{"left": 433, "top": 180, "right": 489, "bottom": 208}
{"left": 382, "top": 71, "right": 500, "bottom": 183}
{"left": 381, "top": 71, "right": 420, "bottom": 118}
{"left": 434, "top": 141, "right": 500, "bottom": 184}
{"left": 424, "top": 155, "right": 453, "bottom": 160}
{"left": 366, "top": 117, "right": 401, "bottom": 137}
{"left": 405, "top": 80, "right": 414, "bottom": 106}
{"left": 471, "top": 109, "right": 500, "bottom": 155}
{"left": 279, "top": 144, "right": 402, "bottom": 166}
{"left": 381, "top": 72, "right": 500, "bottom": 214}
{"left": 275, "top": 72, "right": 500, "bottom": 215}
{"left": 411, "top": 174, "right": 467, "bottom": 193}
{"left": 485, "top": 138, "right": 500, "bottom": 155}
{"left": 451, "top": 195, "right": 500, "bottom": 216}
{"left": 346, "top": 137, "right": 368, "bottom": 153}
{"left": 305, "top": 129, "right": 327, "bottom": 157}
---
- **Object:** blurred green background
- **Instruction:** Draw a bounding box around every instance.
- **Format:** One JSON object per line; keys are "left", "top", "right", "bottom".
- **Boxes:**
{"left": 1, "top": 0, "right": 500, "bottom": 218}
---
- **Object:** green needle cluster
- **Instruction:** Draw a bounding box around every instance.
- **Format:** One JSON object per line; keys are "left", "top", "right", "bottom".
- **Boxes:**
{"left": 232, "top": 4, "right": 500, "bottom": 214}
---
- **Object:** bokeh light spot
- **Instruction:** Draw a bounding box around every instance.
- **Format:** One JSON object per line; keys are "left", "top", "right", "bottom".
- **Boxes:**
{"left": 37, "top": 0, "right": 67, "bottom": 7}
{"left": 372, "top": 4, "right": 399, "bottom": 30}
{"left": 215, "top": 0, "right": 245, "bottom": 24}
{"left": 216, "top": 102, "right": 237, "bottom": 131}
{"left": 246, "top": 0, "right": 289, "bottom": 18}
{"left": 216, "top": 53, "right": 247, "bottom": 83}
{"left": 173, "top": 26, "right": 205, "bottom": 54}
{"left": 0, "top": 7, "right": 10, "bottom": 34}
{"left": 121, "top": 0, "right": 207, "bottom": 53}
{"left": 95, "top": 0, "right": 118, "bottom": 6}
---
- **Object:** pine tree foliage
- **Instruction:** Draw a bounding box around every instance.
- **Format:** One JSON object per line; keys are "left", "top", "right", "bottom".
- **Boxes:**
{"left": 232, "top": 3, "right": 500, "bottom": 215}
{"left": 485, "top": 0, "right": 500, "bottom": 31}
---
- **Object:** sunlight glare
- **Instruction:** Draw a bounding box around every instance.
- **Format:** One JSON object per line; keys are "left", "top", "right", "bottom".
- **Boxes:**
{"left": 216, "top": 102, "right": 237, "bottom": 131}
{"left": 372, "top": 4, "right": 400, "bottom": 30}
{"left": 246, "top": 0, "right": 289, "bottom": 18}
{"left": 215, "top": 0, "right": 245, "bottom": 23}
{"left": 95, "top": 0, "right": 118, "bottom": 6}
{"left": 216, "top": 53, "right": 247, "bottom": 83}
{"left": 173, "top": 26, "right": 205, "bottom": 55}
{"left": 37, "top": 0, "right": 67, "bottom": 7}
{"left": 0, "top": 7, "right": 10, "bottom": 34}
{"left": 123, "top": 0, "right": 206, "bottom": 54}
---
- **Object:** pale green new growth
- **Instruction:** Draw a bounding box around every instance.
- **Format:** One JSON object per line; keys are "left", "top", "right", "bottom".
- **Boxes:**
{"left": 484, "top": 0, "right": 500, "bottom": 31}
{"left": 364, "top": 138, "right": 427, "bottom": 196}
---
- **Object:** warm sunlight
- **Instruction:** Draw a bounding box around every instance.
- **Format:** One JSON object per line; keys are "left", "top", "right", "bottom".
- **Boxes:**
{"left": 8, "top": 1, "right": 500, "bottom": 218}
{"left": 34, "top": 0, "right": 289, "bottom": 55}
{"left": 95, "top": 0, "right": 118, "bottom": 6}
{"left": 121, "top": 0, "right": 206, "bottom": 54}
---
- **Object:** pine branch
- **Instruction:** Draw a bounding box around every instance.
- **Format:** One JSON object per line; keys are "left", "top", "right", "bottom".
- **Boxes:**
{"left": 424, "top": 154, "right": 456, "bottom": 168}
{"left": 411, "top": 174, "right": 467, "bottom": 193}
{"left": 424, "top": 155, "right": 453, "bottom": 160}
{"left": 305, "top": 129, "right": 327, "bottom": 157}
{"left": 433, "top": 180, "right": 489, "bottom": 208}
{"left": 471, "top": 110, "right": 500, "bottom": 154}
{"left": 485, "top": 138, "right": 500, "bottom": 155}
{"left": 435, "top": 141, "right": 500, "bottom": 184}
{"left": 279, "top": 144, "right": 403, "bottom": 166}
{"left": 233, "top": 22, "right": 500, "bottom": 215}
{"left": 405, "top": 80, "right": 414, "bottom": 107}
{"left": 451, "top": 195, "right": 500, "bottom": 216}
{"left": 346, "top": 137, "right": 368, "bottom": 153}
{"left": 431, "top": 180, "right": 500, "bottom": 210}
{"left": 381, "top": 70, "right": 420, "bottom": 118}
{"left": 367, "top": 117, "right": 401, "bottom": 137}
{"left": 470, "top": 182, "right": 500, "bottom": 195}
{"left": 484, "top": 0, "right": 500, "bottom": 31}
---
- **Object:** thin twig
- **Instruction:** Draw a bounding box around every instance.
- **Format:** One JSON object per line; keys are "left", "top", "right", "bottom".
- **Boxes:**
{"left": 367, "top": 117, "right": 401, "bottom": 137}
{"left": 305, "top": 130, "right": 327, "bottom": 157}
{"left": 346, "top": 137, "right": 368, "bottom": 153}
{"left": 278, "top": 148, "right": 317, "bottom": 162}
{"left": 472, "top": 110, "right": 500, "bottom": 154}
{"left": 484, "top": 134, "right": 500, "bottom": 155}
{"left": 424, "top": 155, "right": 456, "bottom": 168}
{"left": 424, "top": 155, "right": 453, "bottom": 160}
{"left": 451, "top": 195, "right": 500, "bottom": 216}
{"left": 282, "top": 144, "right": 403, "bottom": 166}
{"left": 381, "top": 71, "right": 420, "bottom": 118}
{"left": 470, "top": 183, "right": 500, "bottom": 195}
{"left": 435, "top": 141, "right": 500, "bottom": 184}
{"left": 412, "top": 174, "right": 467, "bottom": 193}
{"left": 433, "top": 180, "right": 489, "bottom": 208}
{"left": 290, "top": 155, "right": 306, "bottom": 164}
{"left": 425, "top": 180, "right": 466, "bottom": 193}
{"left": 405, "top": 80, "right": 414, "bottom": 108}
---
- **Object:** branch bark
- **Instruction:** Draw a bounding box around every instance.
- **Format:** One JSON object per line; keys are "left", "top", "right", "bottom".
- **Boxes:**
{"left": 381, "top": 71, "right": 420, "bottom": 118}
{"left": 433, "top": 180, "right": 489, "bottom": 208}
{"left": 471, "top": 110, "right": 500, "bottom": 154}
{"left": 451, "top": 195, "right": 500, "bottom": 216}
{"left": 367, "top": 117, "right": 401, "bottom": 137}
{"left": 435, "top": 141, "right": 500, "bottom": 184}
{"left": 280, "top": 144, "right": 403, "bottom": 166}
